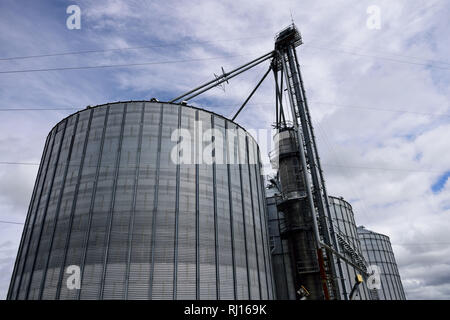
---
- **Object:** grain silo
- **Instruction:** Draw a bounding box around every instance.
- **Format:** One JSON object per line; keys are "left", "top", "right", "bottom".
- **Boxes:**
{"left": 328, "top": 196, "right": 370, "bottom": 300}
{"left": 266, "top": 193, "right": 372, "bottom": 300}
{"left": 357, "top": 226, "right": 406, "bottom": 300}
{"left": 7, "top": 101, "right": 275, "bottom": 300}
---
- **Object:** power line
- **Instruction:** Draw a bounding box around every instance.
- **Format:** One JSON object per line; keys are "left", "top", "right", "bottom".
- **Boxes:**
{"left": 0, "top": 162, "right": 40, "bottom": 166}
{"left": 302, "top": 1, "right": 450, "bottom": 67}
{"left": 0, "top": 53, "right": 259, "bottom": 74}
{"left": 314, "top": 101, "right": 450, "bottom": 118}
{"left": 315, "top": 42, "right": 450, "bottom": 67}
{"left": 1, "top": 41, "right": 449, "bottom": 76}
{"left": 0, "top": 160, "right": 448, "bottom": 174}
{"left": 0, "top": 108, "right": 78, "bottom": 111}
{"left": 2, "top": 101, "right": 449, "bottom": 119}
{"left": 0, "top": 103, "right": 273, "bottom": 112}
{"left": 393, "top": 242, "right": 450, "bottom": 246}
{"left": 315, "top": 121, "right": 372, "bottom": 219}
{"left": 0, "top": 220, "right": 24, "bottom": 225}
{"left": 0, "top": 35, "right": 271, "bottom": 61}
{"left": 322, "top": 163, "right": 447, "bottom": 174}
{"left": 302, "top": 44, "right": 450, "bottom": 70}
{"left": 2, "top": 34, "right": 449, "bottom": 70}
{"left": 0, "top": 215, "right": 449, "bottom": 248}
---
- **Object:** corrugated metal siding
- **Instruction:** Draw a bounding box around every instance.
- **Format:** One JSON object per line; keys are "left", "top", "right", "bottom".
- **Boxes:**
{"left": 328, "top": 196, "right": 371, "bottom": 300}
{"left": 358, "top": 227, "right": 406, "bottom": 300}
{"left": 267, "top": 195, "right": 373, "bottom": 300}
{"left": 8, "top": 101, "right": 273, "bottom": 300}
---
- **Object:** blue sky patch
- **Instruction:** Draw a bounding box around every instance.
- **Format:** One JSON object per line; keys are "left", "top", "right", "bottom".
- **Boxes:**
{"left": 431, "top": 171, "right": 450, "bottom": 194}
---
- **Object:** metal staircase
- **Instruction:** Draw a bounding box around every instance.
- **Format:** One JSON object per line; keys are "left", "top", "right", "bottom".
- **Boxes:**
{"left": 336, "top": 234, "right": 367, "bottom": 272}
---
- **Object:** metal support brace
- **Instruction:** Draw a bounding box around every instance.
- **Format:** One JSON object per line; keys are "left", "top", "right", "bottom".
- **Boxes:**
{"left": 170, "top": 51, "right": 274, "bottom": 103}
{"left": 232, "top": 66, "right": 272, "bottom": 121}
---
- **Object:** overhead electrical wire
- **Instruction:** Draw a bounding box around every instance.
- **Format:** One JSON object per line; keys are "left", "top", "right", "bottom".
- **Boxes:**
{"left": 0, "top": 1, "right": 447, "bottom": 69}
{"left": 0, "top": 37, "right": 448, "bottom": 68}
{"left": 1, "top": 47, "right": 449, "bottom": 75}
{"left": 0, "top": 160, "right": 447, "bottom": 174}
{"left": 0, "top": 53, "right": 262, "bottom": 74}
{"left": 320, "top": 163, "right": 448, "bottom": 174}
{"left": 0, "top": 35, "right": 271, "bottom": 61}
{"left": 302, "top": 44, "right": 450, "bottom": 70}
{"left": 313, "top": 101, "right": 450, "bottom": 118}
{"left": 2, "top": 101, "right": 449, "bottom": 121}
{"left": 1, "top": 40, "right": 449, "bottom": 75}
{"left": 0, "top": 162, "right": 41, "bottom": 166}
{"left": 0, "top": 220, "right": 24, "bottom": 225}
{"left": 314, "top": 121, "right": 372, "bottom": 219}
{"left": 0, "top": 108, "right": 78, "bottom": 111}
{"left": 0, "top": 217, "right": 449, "bottom": 249}
{"left": 308, "top": 42, "right": 450, "bottom": 67}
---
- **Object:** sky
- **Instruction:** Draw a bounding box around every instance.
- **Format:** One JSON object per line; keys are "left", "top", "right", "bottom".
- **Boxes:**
{"left": 0, "top": 0, "right": 449, "bottom": 300}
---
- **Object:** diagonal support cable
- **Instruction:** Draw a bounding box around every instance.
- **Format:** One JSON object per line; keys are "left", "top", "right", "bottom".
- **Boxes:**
{"left": 231, "top": 66, "right": 272, "bottom": 121}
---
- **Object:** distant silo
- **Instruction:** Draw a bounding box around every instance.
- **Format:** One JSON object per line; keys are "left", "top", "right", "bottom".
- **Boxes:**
{"left": 267, "top": 194, "right": 372, "bottom": 300}
{"left": 357, "top": 226, "right": 406, "bottom": 300}
{"left": 328, "top": 196, "right": 370, "bottom": 300}
{"left": 8, "top": 101, "right": 274, "bottom": 300}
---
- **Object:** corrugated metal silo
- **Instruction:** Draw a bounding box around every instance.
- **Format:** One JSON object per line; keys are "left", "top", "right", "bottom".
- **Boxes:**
{"left": 328, "top": 196, "right": 371, "bottom": 300}
{"left": 357, "top": 226, "right": 406, "bottom": 300}
{"left": 267, "top": 194, "right": 374, "bottom": 300}
{"left": 7, "top": 101, "right": 274, "bottom": 300}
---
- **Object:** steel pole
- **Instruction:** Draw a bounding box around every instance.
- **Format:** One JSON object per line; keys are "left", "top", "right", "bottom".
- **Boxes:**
{"left": 232, "top": 66, "right": 272, "bottom": 121}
